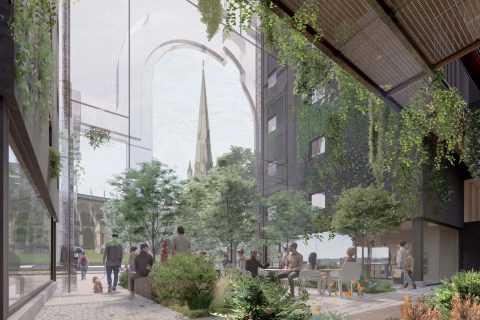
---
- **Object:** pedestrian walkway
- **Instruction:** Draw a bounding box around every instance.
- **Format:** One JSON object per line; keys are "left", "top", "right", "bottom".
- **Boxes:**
{"left": 306, "top": 284, "right": 438, "bottom": 319}
{"left": 34, "top": 273, "right": 214, "bottom": 320}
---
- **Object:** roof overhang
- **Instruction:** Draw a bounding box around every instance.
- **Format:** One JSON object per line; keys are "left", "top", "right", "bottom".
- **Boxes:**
{"left": 270, "top": 0, "right": 480, "bottom": 108}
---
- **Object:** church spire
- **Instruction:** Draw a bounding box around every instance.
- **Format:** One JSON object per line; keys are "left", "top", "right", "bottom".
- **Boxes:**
{"left": 194, "top": 62, "right": 213, "bottom": 177}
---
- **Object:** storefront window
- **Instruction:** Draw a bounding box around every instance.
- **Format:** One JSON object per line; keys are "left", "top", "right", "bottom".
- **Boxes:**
{"left": 423, "top": 222, "right": 459, "bottom": 284}
{"left": 8, "top": 146, "right": 51, "bottom": 307}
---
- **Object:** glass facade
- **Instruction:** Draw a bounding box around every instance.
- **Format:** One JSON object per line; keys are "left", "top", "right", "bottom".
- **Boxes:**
{"left": 8, "top": 146, "right": 51, "bottom": 307}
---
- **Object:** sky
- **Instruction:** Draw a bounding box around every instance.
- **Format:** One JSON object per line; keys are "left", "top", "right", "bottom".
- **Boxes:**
{"left": 151, "top": 50, "right": 254, "bottom": 179}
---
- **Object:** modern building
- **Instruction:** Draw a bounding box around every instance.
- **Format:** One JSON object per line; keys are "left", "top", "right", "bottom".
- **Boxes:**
{"left": 0, "top": 0, "right": 60, "bottom": 318}
{"left": 257, "top": 0, "right": 480, "bottom": 285}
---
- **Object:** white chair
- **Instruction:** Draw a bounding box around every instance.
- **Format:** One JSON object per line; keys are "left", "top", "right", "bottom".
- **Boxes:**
{"left": 329, "top": 262, "right": 362, "bottom": 298}
{"left": 299, "top": 269, "right": 328, "bottom": 294}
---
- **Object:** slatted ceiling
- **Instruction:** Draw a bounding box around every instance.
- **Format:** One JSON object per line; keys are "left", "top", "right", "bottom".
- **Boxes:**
{"left": 387, "top": 0, "right": 480, "bottom": 64}
{"left": 390, "top": 79, "right": 425, "bottom": 106}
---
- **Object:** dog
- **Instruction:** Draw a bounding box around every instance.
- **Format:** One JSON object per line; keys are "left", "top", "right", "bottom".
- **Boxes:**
{"left": 92, "top": 276, "right": 103, "bottom": 293}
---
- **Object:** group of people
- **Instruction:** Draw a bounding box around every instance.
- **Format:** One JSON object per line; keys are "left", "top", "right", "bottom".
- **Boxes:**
{"left": 396, "top": 240, "right": 416, "bottom": 289}
{"left": 83, "top": 226, "right": 192, "bottom": 298}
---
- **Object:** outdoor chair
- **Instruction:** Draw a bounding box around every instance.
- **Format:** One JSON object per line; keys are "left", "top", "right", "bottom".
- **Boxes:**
{"left": 329, "top": 262, "right": 362, "bottom": 298}
{"left": 299, "top": 269, "right": 328, "bottom": 294}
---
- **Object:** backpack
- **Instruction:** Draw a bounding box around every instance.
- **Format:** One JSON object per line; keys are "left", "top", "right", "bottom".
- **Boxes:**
{"left": 79, "top": 256, "right": 88, "bottom": 266}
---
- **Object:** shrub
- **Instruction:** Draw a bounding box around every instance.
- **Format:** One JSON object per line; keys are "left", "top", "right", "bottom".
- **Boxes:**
{"left": 427, "top": 271, "right": 480, "bottom": 315}
{"left": 150, "top": 253, "right": 217, "bottom": 310}
{"left": 449, "top": 293, "right": 480, "bottom": 320}
{"left": 169, "top": 304, "right": 211, "bottom": 318}
{"left": 400, "top": 295, "right": 441, "bottom": 320}
{"left": 119, "top": 269, "right": 128, "bottom": 289}
{"left": 219, "top": 271, "right": 310, "bottom": 320}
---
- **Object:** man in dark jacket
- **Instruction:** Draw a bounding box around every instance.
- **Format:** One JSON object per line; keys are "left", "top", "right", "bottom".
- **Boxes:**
{"left": 245, "top": 250, "right": 270, "bottom": 278}
{"left": 129, "top": 243, "right": 153, "bottom": 299}
{"left": 103, "top": 233, "right": 123, "bottom": 293}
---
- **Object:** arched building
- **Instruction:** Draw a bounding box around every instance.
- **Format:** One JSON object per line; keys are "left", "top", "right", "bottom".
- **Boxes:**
{"left": 74, "top": 194, "right": 110, "bottom": 251}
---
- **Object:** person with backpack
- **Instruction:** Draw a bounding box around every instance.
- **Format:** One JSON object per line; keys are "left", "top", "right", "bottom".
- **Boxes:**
{"left": 78, "top": 251, "right": 89, "bottom": 280}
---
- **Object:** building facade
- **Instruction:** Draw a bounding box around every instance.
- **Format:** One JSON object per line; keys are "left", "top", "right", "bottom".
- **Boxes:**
{"left": 75, "top": 194, "right": 110, "bottom": 252}
{"left": 0, "top": 0, "right": 60, "bottom": 318}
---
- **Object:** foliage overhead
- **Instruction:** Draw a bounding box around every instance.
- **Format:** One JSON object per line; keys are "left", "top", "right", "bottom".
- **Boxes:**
{"left": 464, "top": 108, "right": 480, "bottom": 178}
{"left": 198, "top": 0, "right": 223, "bottom": 40}
{"left": 12, "top": 0, "right": 56, "bottom": 120}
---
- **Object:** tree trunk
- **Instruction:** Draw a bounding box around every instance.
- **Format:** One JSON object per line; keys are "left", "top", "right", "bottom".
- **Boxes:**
{"left": 151, "top": 221, "right": 156, "bottom": 264}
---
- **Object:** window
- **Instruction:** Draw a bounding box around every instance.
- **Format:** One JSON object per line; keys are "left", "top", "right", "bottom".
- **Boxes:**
{"left": 8, "top": 146, "right": 52, "bottom": 307}
{"left": 267, "top": 72, "right": 277, "bottom": 89}
{"left": 268, "top": 116, "right": 277, "bottom": 133}
{"left": 310, "top": 137, "right": 325, "bottom": 157}
{"left": 311, "top": 193, "right": 325, "bottom": 208}
{"left": 267, "top": 162, "right": 277, "bottom": 176}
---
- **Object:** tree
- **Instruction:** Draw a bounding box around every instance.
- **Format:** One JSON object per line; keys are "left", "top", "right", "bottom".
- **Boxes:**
{"left": 177, "top": 147, "right": 256, "bottom": 260}
{"left": 331, "top": 186, "right": 401, "bottom": 270}
{"left": 263, "top": 190, "right": 318, "bottom": 248}
{"left": 108, "top": 160, "right": 182, "bottom": 262}
{"left": 105, "top": 199, "right": 143, "bottom": 248}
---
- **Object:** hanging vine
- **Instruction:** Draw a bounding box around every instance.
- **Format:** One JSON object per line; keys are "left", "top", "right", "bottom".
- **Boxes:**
{"left": 11, "top": 0, "right": 56, "bottom": 120}
{"left": 83, "top": 127, "right": 111, "bottom": 150}
{"left": 197, "top": 0, "right": 223, "bottom": 40}
{"left": 464, "top": 108, "right": 480, "bottom": 178}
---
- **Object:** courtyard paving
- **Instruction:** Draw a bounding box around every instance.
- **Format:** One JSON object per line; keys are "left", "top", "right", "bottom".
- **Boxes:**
{"left": 306, "top": 284, "right": 438, "bottom": 319}
{"left": 35, "top": 272, "right": 436, "bottom": 320}
{"left": 34, "top": 273, "right": 217, "bottom": 320}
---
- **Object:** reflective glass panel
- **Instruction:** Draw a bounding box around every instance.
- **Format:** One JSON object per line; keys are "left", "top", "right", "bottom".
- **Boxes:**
{"left": 8, "top": 146, "right": 51, "bottom": 307}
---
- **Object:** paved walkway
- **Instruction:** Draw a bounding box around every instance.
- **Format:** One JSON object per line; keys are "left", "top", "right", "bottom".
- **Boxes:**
{"left": 35, "top": 273, "right": 215, "bottom": 320}
{"left": 306, "top": 284, "right": 438, "bottom": 319}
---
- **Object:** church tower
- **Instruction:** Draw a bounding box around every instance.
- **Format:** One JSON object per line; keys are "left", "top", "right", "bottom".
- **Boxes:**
{"left": 193, "top": 62, "right": 213, "bottom": 177}
{"left": 187, "top": 161, "right": 193, "bottom": 179}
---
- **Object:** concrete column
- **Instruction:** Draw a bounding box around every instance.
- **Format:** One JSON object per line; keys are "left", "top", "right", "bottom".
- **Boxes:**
{"left": 412, "top": 218, "right": 423, "bottom": 281}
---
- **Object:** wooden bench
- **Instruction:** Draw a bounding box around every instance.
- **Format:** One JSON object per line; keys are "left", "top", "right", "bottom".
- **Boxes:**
{"left": 134, "top": 276, "right": 153, "bottom": 299}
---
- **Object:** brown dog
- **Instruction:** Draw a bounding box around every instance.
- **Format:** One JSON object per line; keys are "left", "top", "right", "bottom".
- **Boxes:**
{"left": 92, "top": 276, "right": 103, "bottom": 293}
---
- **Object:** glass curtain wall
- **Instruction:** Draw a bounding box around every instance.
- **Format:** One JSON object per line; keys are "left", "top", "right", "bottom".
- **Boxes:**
{"left": 8, "top": 146, "right": 51, "bottom": 307}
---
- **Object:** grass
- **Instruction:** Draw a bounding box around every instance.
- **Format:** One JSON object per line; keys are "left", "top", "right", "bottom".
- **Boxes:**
{"left": 168, "top": 305, "right": 211, "bottom": 318}
{"left": 84, "top": 249, "right": 104, "bottom": 265}
{"left": 15, "top": 251, "right": 50, "bottom": 265}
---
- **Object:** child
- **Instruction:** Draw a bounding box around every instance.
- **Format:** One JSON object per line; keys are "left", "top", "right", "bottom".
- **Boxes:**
{"left": 160, "top": 241, "right": 168, "bottom": 263}
{"left": 78, "top": 251, "right": 89, "bottom": 280}
{"left": 404, "top": 249, "right": 416, "bottom": 289}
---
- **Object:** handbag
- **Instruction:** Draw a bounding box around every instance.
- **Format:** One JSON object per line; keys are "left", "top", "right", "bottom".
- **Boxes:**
{"left": 393, "top": 268, "right": 403, "bottom": 279}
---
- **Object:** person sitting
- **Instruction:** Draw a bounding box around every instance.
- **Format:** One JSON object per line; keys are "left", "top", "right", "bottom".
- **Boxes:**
{"left": 129, "top": 243, "right": 153, "bottom": 299}
{"left": 277, "top": 243, "right": 303, "bottom": 296}
{"left": 307, "top": 252, "right": 317, "bottom": 270}
{"left": 344, "top": 247, "right": 356, "bottom": 263}
{"left": 245, "top": 250, "right": 270, "bottom": 277}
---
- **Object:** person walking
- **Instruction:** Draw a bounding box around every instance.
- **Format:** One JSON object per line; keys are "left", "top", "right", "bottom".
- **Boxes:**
{"left": 129, "top": 243, "right": 154, "bottom": 299}
{"left": 172, "top": 226, "right": 191, "bottom": 255}
{"left": 237, "top": 249, "right": 246, "bottom": 271}
{"left": 404, "top": 249, "right": 416, "bottom": 289}
{"left": 277, "top": 243, "right": 303, "bottom": 296}
{"left": 396, "top": 240, "right": 407, "bottom": 287}
{"left": 126, "top": 246, "right": 137, "bottom": 273}
{"left": 78, "top": 251, "right": 89, "bottom": 280}
{"left": 160, "top": 240, "right": 168, "bottom": 263}
{"left": 103, "top": 233, "right": 123, "bottom": 293}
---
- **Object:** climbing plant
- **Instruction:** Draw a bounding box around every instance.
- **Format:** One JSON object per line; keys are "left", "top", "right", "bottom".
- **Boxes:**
{"left": 198, "top": 0, "right": 223, "bottom": 40}
{"left": 203, "top": 0, "right": 470, "bottom": 216}
{"left": 49, "top": 146, "right": 62, "bottom": 179}
{"left": 464, "top": 108, "right": 480, "bottom": 178}
{"left": 11, "top": 0, "right": 56, "bottom": 120}
{"left": 83, "top": 127, "right": 111, "bottom": 150}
